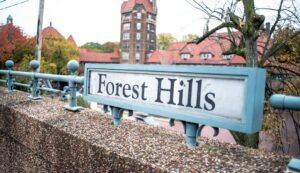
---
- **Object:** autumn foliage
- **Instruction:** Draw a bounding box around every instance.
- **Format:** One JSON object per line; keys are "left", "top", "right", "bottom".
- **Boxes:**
{"left": 0, "top": 23, "right": 29, "bottom": 66}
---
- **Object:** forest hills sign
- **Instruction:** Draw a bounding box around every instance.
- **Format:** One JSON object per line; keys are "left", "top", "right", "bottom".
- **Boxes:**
{"left": 84, "top": 64, "right": 266, "bottom": 134}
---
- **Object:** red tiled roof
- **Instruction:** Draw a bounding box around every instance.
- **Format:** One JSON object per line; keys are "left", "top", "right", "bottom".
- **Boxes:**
{"left": 42, "top": 26, "right": 63, "bottom": 38}
{"left": 121, "top": 0, "right": 154, "bottom": 13}
{"left": 146, "top": 50, "right": 180, "bottom": 64}
{"left": 230, "top": 56, "right": 246, "bottom": 65}
{"left": 147, "top": 31, "right": 265, "bottom": 65}
{"left": 80, "top": 48, "right": 120, "bottom": 63}
{"left": 167, "top": 41, "right": 187, "bottom": 51}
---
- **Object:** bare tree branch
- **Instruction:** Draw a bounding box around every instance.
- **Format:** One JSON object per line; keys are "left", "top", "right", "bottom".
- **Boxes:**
{"left": 261, "top": 0, "right": 284, "bottom": 62}
{"left": 192, "top": 22, "right": 236, "bottom": 44}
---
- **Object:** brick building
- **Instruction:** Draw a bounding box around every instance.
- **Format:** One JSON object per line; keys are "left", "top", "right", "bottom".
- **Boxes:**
{"left": 120, "top": 0, "right": 157, "bottom": 64}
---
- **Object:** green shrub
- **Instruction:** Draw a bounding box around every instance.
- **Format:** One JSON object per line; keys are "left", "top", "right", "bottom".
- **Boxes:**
{"left": 77, "top": 96, "right": 90, "bottom": 108}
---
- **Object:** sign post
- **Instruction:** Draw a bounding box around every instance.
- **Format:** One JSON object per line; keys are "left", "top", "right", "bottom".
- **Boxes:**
{"left": 84, "top": 64, "right": 266, "bottom": 147}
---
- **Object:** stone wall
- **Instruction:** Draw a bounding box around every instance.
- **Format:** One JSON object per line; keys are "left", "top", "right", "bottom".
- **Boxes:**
{"left": 0, "top": 88, "right": 290, "bottom": 172}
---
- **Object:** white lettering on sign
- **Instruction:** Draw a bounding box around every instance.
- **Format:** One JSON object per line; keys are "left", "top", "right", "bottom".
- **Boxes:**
{"left": 89, "top": 71, "right": 245, "bottom": 121}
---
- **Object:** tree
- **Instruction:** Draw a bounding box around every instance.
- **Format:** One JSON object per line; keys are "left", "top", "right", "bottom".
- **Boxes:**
{"left": 263, "top": 27, "right": 300, "bottom": 153}
{"left": 185, "top": 0, "right": 300, "bottom": 148}
{"left": 186, "top": 0, "right": 300, "bottom": 67}
{"left": 11, "top": 37, "right": 35, "bottom": 64}
{"left": 43, "top": 35, "right": 79, "bottom": 75}
{"left": 0, "top": 23, "right": 27, "bottom": 66}
{"left": 182, "top": 34, "right": 199, "bottom": 42}
{"left": 81, "top": 42, "right": 119, "bottom": 53}
{"left": 157, "top": 33, "right": 176, "bottom": 50}
{"left": 271, "top": 26, "right": 300, "bottom": 64}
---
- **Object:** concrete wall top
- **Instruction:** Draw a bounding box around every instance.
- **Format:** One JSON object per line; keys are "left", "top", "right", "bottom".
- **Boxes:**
{"left": 0, "top": 87, "right": 290, "bottom": 172}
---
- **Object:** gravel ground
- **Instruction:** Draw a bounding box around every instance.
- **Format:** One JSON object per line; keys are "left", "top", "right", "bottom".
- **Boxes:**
{"left": 0, "top": 88, "right": 291, "bottom": 172}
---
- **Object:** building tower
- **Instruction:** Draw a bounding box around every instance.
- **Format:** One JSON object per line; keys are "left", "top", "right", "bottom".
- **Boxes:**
{"left": 120, "top": 0, "right": 157, "bottom": 64}
{"left": 6, "top": 15, "right": 13, "bottom": 24}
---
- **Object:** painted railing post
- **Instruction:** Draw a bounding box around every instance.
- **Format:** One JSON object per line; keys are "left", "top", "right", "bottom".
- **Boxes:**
{"left": 110, "top": 106, "right": 123, "bottom": 126}
{"left": 29, "top": 60, "right": 42, "bottom": 100}
{"left": 182, "top": 121, "right": 200, "bottom": 148}
{"left": 63, "top": 60, "right": 82, "bottom": 112}
{"left": 180, "top": 122, "right": 219, "bottom": 148}
{"left": 5, "top": 60, "right": 14, "bottom": 92}
{"left": 270, "top": 94, "right": 300, "bottom": 172}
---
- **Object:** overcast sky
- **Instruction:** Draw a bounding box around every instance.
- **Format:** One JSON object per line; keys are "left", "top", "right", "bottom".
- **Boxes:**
{"left": 0, "top": 0, "right": 290, "bottom": 46}
{"left": 0, "top": 0, "right": 207, "bottom": 46}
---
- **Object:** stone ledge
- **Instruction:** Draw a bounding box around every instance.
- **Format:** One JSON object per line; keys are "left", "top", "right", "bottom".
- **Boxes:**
{"left": 0, "top": 88, "right": 290, "bottom": 172}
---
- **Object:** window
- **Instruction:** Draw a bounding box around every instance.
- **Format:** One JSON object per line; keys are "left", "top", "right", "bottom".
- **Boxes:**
{"left": 122, "top": 52, "right": 129, "bottom": 60}
{"left": 147, "top": 44, "right": 155, "bottom": 52}
{"left": 223, "top": 54, "right": 233, "bottom": 59}
{"left": 149, "top": 33, "right": 155, "bottom": 41}
{"left": 147, "top": 24, "right": 150, "bottom": 31}
{"left": 123, "top": 33, "right": 130, "bottom": 40}
{"left": 122, "top": 42, "right": 129, "bottom": 50}
{"left": 200, "top": 52, "right": 212, "bottom": 59}
{"left": 181, "top": 53, "right": 191, "bottom": 60}
{"left": 136, "top": 23, "right": 141, "bottom": 30}
{"left": 122, "top": 14, "right": 131, "bottom": 20}
{"left": 136, "top": 53, "right": 140, "bottom": 60}
{"left": 136, "top": 32, "right": 141, "bottom": 40}
{"left": 123, "top": 23, "right": 130, "bottom": 30}
{"left": 137, "top": 12, "right": 142, "bottom": 19}
{"left": 136, "top": 43, "right": 141, "bottom": 50}
{"left": 150, "top": 24, "right": 155, "bottom": 32}
{"left": 147, "top": 33, "right": 150, "bottom": 40}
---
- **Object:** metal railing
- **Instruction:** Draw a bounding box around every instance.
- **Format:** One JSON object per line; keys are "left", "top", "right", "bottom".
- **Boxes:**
{"left": 0, "top": 59, "right": 84, "bottom": 111}
{"left": 270, "top": 94, "right": 300, "bottom": 172}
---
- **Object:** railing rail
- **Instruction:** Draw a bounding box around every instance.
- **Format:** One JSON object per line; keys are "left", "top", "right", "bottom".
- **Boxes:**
{"left": 0, "top": 59, "right": 84, "bottom": 111}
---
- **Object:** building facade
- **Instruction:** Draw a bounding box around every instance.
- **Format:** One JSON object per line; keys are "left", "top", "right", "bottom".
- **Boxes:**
{"left": 120, "top": 0, "right": 157, "bottom": 64}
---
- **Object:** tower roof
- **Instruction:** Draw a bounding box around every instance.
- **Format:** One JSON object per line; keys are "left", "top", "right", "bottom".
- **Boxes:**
{"left": 42, "top": 25, "right": 63, "bottom": 38}
{"left": 121, "top": 0, "right": 155, "bottom": 13}
{"left": 6, "top": 14, "right": 13, "bottom": 24}
{"left": 7, "top": 14, "right": 13, "bottom": 20}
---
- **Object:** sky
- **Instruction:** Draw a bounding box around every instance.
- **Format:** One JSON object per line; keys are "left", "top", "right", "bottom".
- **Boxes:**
{"left": 0, "top": 0, "right": 206, "bottom": 46}
{"left": 0, "top": 0, "right": 291, "bottom": 46}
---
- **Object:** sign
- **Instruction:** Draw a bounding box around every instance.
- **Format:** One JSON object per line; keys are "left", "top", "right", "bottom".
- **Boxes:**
{"left": 84, "top": 64, "right": 266, "bottom": 134}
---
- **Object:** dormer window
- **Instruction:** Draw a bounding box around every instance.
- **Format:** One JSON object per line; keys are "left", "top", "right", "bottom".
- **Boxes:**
{"left": 200, "top": 52, "right": 212, "bottom": 60}
{"left": 181, "top": 53, "right": 191, "bottom": 60}
{"left": 223, "top": 54, "right": 234, "bottom": 60}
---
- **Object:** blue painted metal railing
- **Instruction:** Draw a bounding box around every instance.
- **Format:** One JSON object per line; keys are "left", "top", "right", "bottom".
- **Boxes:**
{"left": 0, "top": 59, "right": 84, "bottom": 111}
{"left": 270, "top": 94, "right": 300, "bottom": 172}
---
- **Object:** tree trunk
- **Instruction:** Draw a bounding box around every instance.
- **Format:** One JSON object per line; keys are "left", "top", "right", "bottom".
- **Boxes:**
{"left": 245, "top": 38, "right": 258, "bottom": 67}
{"left": 231, "top": 37, "right": 260, "bottom": 148}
